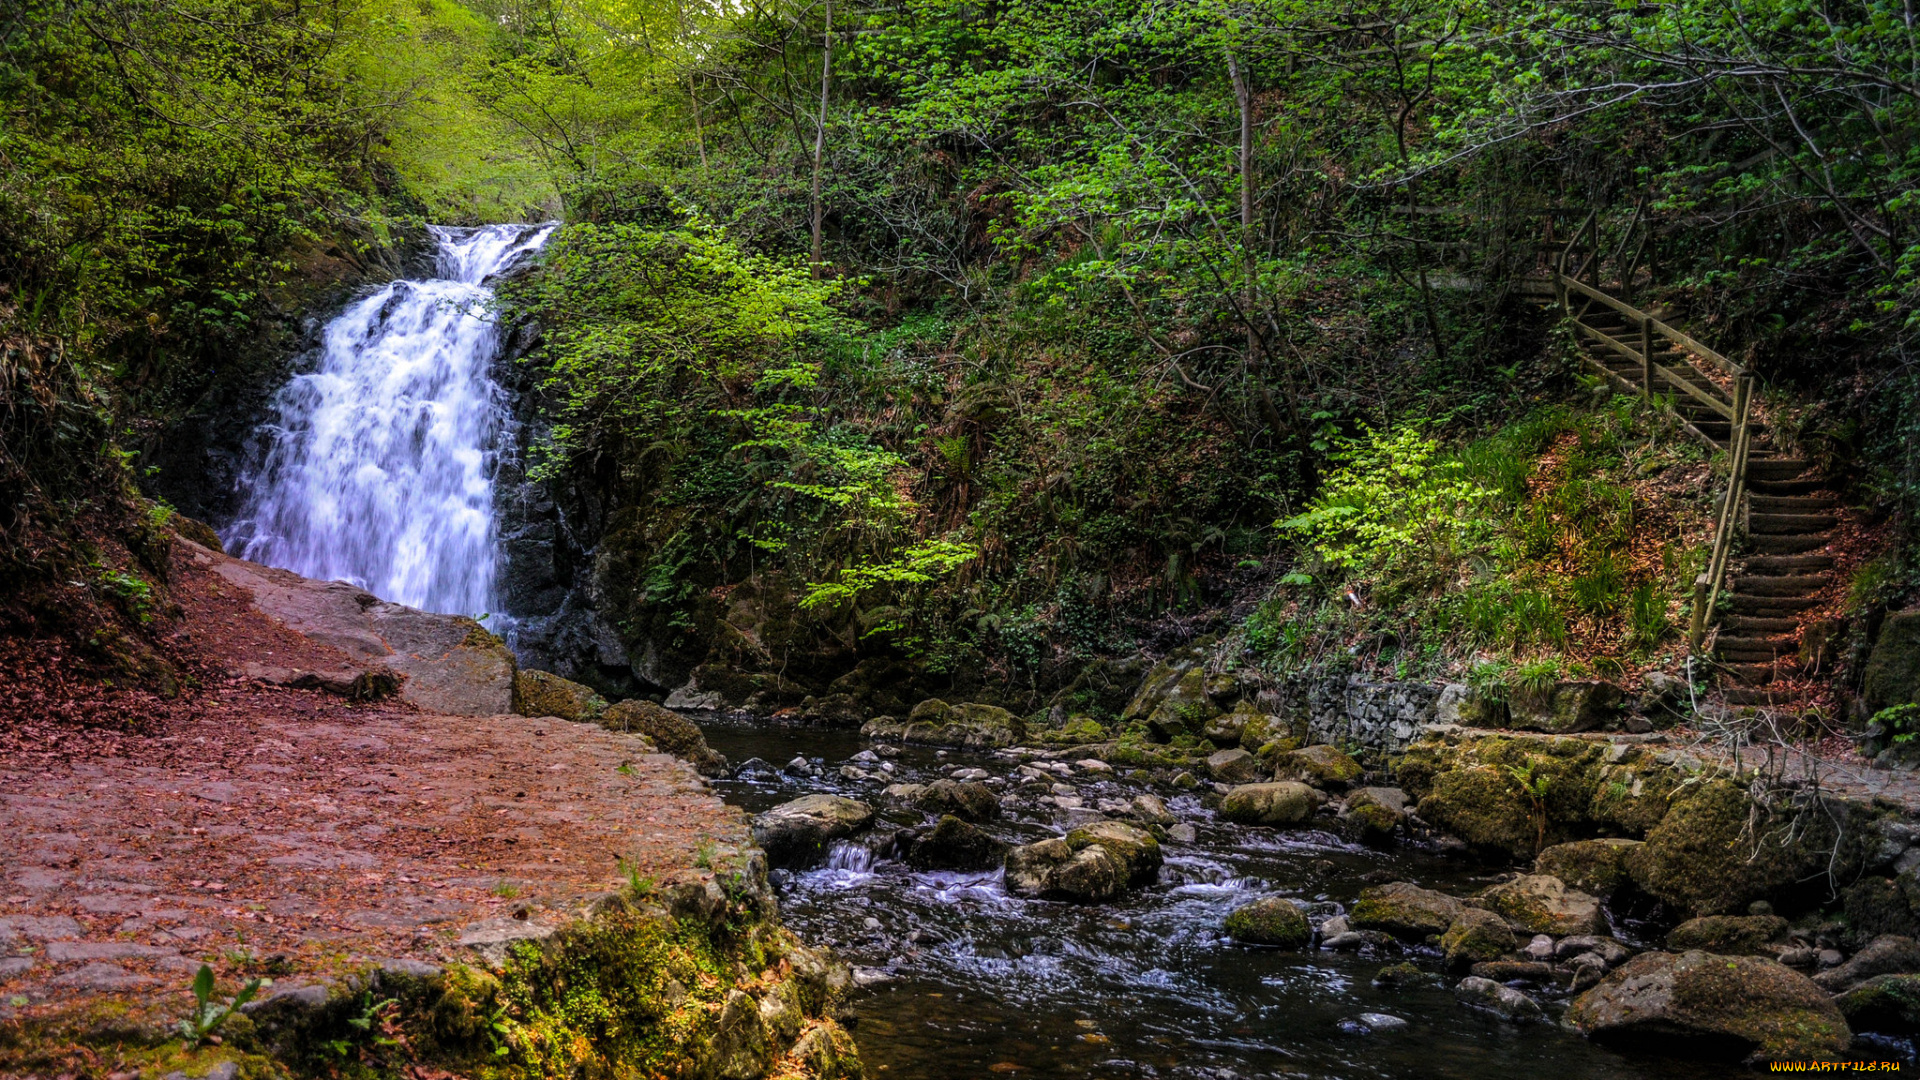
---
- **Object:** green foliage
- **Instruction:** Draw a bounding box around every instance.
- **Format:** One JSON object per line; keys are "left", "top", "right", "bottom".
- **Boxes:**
{"left": 176, "top": 964, "right": 262, "bottom": 1046}
{"left": 1278, "top": 425, "right": 1490, "bottom": 580}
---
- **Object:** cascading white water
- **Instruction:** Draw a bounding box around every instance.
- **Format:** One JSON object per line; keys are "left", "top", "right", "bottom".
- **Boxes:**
{"left": 224, "top": 223, "right": 556, "bottom": 617}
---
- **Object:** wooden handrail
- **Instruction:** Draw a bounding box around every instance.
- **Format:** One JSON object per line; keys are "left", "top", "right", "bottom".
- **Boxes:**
{"left": 1556, "top": 275, "right": 1743, "bottom": 376}
{"left": 1695, "top": 375, "right": 1755, "bottom": 651}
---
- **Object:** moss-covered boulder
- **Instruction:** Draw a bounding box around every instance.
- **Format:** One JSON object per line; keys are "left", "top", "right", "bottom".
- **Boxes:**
{"left": 1206, "top": 747, "right": 1264, "bottom": 784}
{"left": 1274, "top": 744, "right": 1363, "bottom": 790}
{"left": 1506, "top": 680, "right": 1623, "bottom": 734}
{"left": 904, "top": 815, "right": 1007, "bottom": 871}
{"left": 1413, "top": 764, "right": 1538, "bottom": 858}
{"left": 1350, "top": 882, "right": 1464, "bottom": 939}
{"left": 1065, "top": 820, "right": 1163, "bottom": 886}
{"left": 1443, "top": 907, "right": 1517, "bottom": 971}
{"left": 1837, "top": 974, "right": 1920, "bottom": 1035}
{"left": 1865, "top": 610, "right": 1920, "bottom": 714}
{"left": 1218, "top": 782, "right": 1322, "bottom": 826}
{"left": 862, "top": 699, "right": 1026, "bottom": 750}
{"left": 751, "top": 795, "right": 876, "bottom": 867}
{"left": 1224, "top": 897, "right": 1311, "bottom": 948}
{"left": 1534, "top": 838, "right": 1641, "bottom": 897}
{"left": 1341, "top": 787, "right": 1406, "bottom": 844}
{"left": 1625, "top": 779, "right": 1830, "bottom": 915}
{"left": 1568, "top": 950, "right": 1851, "bottom": 1063}
{"left": 514, "top": 669, "right": 608, "bottom": 722}
{"left": 1478, "top": 874, "right": 1604, "bottom": 936}
{"left": 1665, "top": 915, "right": 1788, "bottom": 956}
{"left": 911, "top": 779, "right": 1001, "bottom": 822}
{"left": 1004, "top": 838, "right": 1074, "bottom": 897}
{"left": 1145, "top": 668, "right": 1222, "bottom": 741}
{"left": 1842, "top": 876, "right": 1920, "bottom": 943}
{"left": 600, "top": 699, "right": 729, "bottom": 775}
{"left": 1813, "top": 935, "right": 1920, "bottom": 994}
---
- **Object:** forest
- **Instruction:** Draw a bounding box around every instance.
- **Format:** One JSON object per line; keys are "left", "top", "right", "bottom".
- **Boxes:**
{"left": 7, "top": 0, "right": 1920, "bottom": 1076}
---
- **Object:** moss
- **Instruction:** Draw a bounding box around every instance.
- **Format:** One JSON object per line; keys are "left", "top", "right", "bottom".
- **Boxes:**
{"left": 1534, "top": 839, "right": 1640, "bottom": 896}
{"left": 513, "top": 669, "right": 609, "bottom": 722}
{"left": 1415, "top": 765, "right": 1537, "bottom": 858}
{"left": 1666, "top": 915, "right": 1788, "bottom": 955}
{"left": 1223, "top": 897, "right": 1310, "bottom": 948}
{"left": 1625, "top": 779, "right": 1832, "bottom": 916}
{"left": 1838, "top": 974, "right": 1920, "bottom": 1035}
{"left": 1441, "top": 908, "right": 1516, "bottom": 971}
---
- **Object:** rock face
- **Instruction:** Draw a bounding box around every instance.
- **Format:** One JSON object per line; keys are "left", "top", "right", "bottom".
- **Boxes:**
{"left": 602, "top": 700, "right": 729, "bottom": 776}
{"left": 1349, "top": 883, "right": 1464, "bottom": 939}
{"left": 751, "top": 796, "right": 876, "bottom": 867}
{"left": 1506, "top": 680, "right": 1623, "bottom": 733}
{"left": 904, "top": 816, "right": 1006, "bottom": 871}
{"left": 1665, "top": 915, "right": 1788, "bottom": 956}
{"left": 1568, "top": 950, "right": 1851, "bottom": 1063}
{"left": 1442, "top": 908, "right": 1517, "bottom": 971}
{"left": 1273, "top": 744, "right": 1363, "bottom": 790}
{"left": 1478, "top": 874, "right": 1604, "bottom": 936}
{"left": 1224, "top": 897, "right": 1310, "bottom": 948}
{"left": 1535, "top": 838, "right": 1641, "bottom": 897}
{"left": 514, "top": 668, "right": 608, "bottom": 722}
{"left": 1865, "top": 610, "right": 1920, "bottom": 714}
{"left": 1218, "top": 782, "right": 1323, "bottom": 826}
{"left": 861, "top": 699, "right": 1026, "bottom": 750}
{"left": 192, "top": 543, "right": 516, "bottom": 715}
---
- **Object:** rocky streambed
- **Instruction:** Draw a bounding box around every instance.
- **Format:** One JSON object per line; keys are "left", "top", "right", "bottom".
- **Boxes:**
{"left": 692, "top": 711, "right": 1920, "bottom": 1078}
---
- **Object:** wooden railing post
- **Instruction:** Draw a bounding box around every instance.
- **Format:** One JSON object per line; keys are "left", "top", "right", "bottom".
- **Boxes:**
{"left": 1689, "top": 573, "right": 1711, "bottom": 651}
{"left": 1640, "top": 317, "right": 1654, "bottom": 397}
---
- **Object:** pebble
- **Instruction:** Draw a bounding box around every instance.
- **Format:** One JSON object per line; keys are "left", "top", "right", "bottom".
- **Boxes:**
{"left": 1076, "top": 759, "right": 1114, "bottom": 774}
{"left": 851, "top": 750, "right": 878, "bottom": 764}
{"left": 1340, "top": 1012, "right": 1408, "bottom": 1033}
{"left": 1050, "top": 783, "right": 1078, "bottom": 797}
{"left": 952, "top": 768, "right": 991, "bottom": 782}
{"left": 786, "top": 756, "right": 811, "bottom": 774}
{"left": 863, "top": 917, "right": 882, "bottom": 930}
{"left": 1523, "top": 934, "right": 1555, "bottom": 961}
{"left": 1168, "top": 823, "right": 1197, "bottom": 843}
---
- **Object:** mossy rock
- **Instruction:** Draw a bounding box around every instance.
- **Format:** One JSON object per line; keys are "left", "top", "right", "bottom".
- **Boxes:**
{"left": 1568, "top": 950, "right": 1851, "bottom": 1063}
{"left": 1371, "top": 962, "right": 1431, "bottom": 990}
{"left": 1534, "top": 838, "right": 1641, "bottom": 897}
{"left": 600, "top": 699, "right": 729, "bottom": 776}
{"left": 1665, "top": 915, "right": 1788, "bottom": 955}
{"left": 1349, "top": 882, "right": 1463, "bottom": 939}
{"left": 1506, "top": 680, "right": 1624, "bottom": 734}
{"left": 1342, "top": 799, "right": 1403, "bottom": 844}
{"left": 1065, "top": 820, "right": 1163, "bottom": 885}
{"left": 1414, "top": 765, "right": 1538, "bottom": 858}
{"left": 1273, "top": 744, "right": 1363, "bottom": 790}
{"left": 905, "top": 815, "right": 1006, "bottom": 871}
{"left": 1843, "top": 876, "right": 1920, "bottom": 943}
{"left": 1224, "top": 897, "right": 1310, "bottom": 948}
{"left": 1837, "top": 974, "right": 1920, "bottom": 1035}
{"left": 1145, "top": 668, "right": 1222, "bottom": 741}
{"left": 862, "top": 698, "right": 1026, "bottom": 750}
{"left": 1478, "top": 874, "right": 1603, "bottom": 936}
{"left": 1865, "top": 610, "right": 1920, "bottom": 714}
{"left": 513, "top": 669, "right": 608, "bottom": 723}
{"left": 1586, "top": 757, "right": 1683, "bottom": 837}
{"left": 1218, "top": 782, "right": 1321, "bottom": 826}
{"left": 1625, "top": 779, "right": 1832, "bottom": 916}
{"left": 1442, "top": 907, "right": 1517, "bottom": 972}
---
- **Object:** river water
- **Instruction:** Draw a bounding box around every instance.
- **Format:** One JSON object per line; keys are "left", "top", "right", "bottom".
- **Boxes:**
{"left": 699, "top": 718, "right": 1738, "bottom": 1080}
{"left": 223, "top": 223, "right": 554, "bottom": 617}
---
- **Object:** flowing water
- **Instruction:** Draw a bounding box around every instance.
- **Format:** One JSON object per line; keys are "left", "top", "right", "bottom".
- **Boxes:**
{"left": 700, "top": 719, "right": 1745, "bottom": 1080}
{"left": 224, "top": 223, "right": 555, "bottom": 616}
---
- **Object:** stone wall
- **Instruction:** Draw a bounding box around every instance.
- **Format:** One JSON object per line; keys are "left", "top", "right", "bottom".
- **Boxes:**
{"left": 1297, "top": 675, "right": 1450, "bottom": 753}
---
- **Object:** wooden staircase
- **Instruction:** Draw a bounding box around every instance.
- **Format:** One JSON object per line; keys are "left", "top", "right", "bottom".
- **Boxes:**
{"left": 1550, "top": 278, "right": 1842, "bottom": 708}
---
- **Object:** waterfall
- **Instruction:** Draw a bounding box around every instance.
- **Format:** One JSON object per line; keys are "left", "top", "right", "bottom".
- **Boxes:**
{"left": 224, "top": 223, "right": 556, "bottom": 617}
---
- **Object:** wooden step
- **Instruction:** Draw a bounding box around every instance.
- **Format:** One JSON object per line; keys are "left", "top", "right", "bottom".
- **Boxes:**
{"left": 1741, "top": 554, "right": 1834, "bottom": 574}
{"left": 1748, "top": 533, "right": 1829, "bottom": 555}
{"left": 1731, "top": 574, "right": 1827, "bottom": 596}
{"left": 1721, "top": 686, "right": 1806, "bottom": 706}
{"left": 1749, "top": 513, "right": 1838, "bottom": 534}
{"left": 1717, "top": 638, "right": 1796, "bottom": 663}
{"left": 1730, "top": 593, "right": 1823, "bottom": 615}
{"left": 1750, "top": 495, "right": 1837, "bottom": 513}
{"left": 1718, "top": 662, "right": 1778, "bottom": 686}
{"left": 1747, "top": 459, "right": 1811, "bottom": 481}
{"left": 1748, "top": 477, "right": 1827, "bottom": 496}
{"left": 1728, "top": 615, "right": 1800, "bottom": 633}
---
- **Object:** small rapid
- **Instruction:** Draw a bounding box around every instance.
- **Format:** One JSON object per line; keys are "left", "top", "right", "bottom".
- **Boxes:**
{"left": 224, "top": 223, "right": 555, "bottom": 616}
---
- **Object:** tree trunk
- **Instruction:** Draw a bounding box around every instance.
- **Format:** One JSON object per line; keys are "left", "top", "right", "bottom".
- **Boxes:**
{"left": 810, "top": 0, "right": 833, "bottom": 278}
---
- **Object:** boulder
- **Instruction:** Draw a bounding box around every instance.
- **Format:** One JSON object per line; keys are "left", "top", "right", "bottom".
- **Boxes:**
{"left": 1123, "top": 794, "right": 1175, "bottom": 827}
{"left": 751, "top": 795, "right": 876, "bottom": 868}
{"left": 914, "top": 779, "right": 1000, "bottom": 822}
{"left": 861, "top": 699, "right": 1025, "bottom": 750}
{"left": 1064, "top": 821, "right": 1163, "bottom": 886}
{"left": 1506, "top": 680, "right": 1623, "bottom": 734}
{"left": 1004, "top": 838, "right": 1074, "bottom": 897}
{"left": 1145, "top": 668, "right": 1222, "bottom": 741}
{"left": 1837, "top": 974, "right": 1920, "bottom": 1035}
{"left": 1865, "top": 610, "right": 1920, "bottom": 715}
{"left": 1273, "top": 744, "right": 1363, "bottom": 790}
{"left": 601, "top": 700, "right": 729, "bottom": 776}
{"left": 513, "top": 669, "right": 607, "bottom": 722}
{"left": 1003, "top": 837, "right": 1129, "bottom": 903}
{"left": 1341, "top": 787, "right": 1406, "bottom": 843}
{"left": 1224, "top": 897, "right": 1311, "bottom": 948}
{"left": 1813, "top": 935, "right": 1920, "bottom": 994}
{"left": 1625, "top": 779, "right": 1829, "bottom": 915}
{"left": 1349, "top": 883, "right": 1464, "bottom": 939}
{"left": 1568, "top": 950, "right": 1850, "bottom": 1063}
{"left": 1470, "top": 961, "right": 1558, "bottom": 984}
{"left": 1203, "top": 702, "right": 1255, "bottom": 746}
{"left": 1371, "top": 962, "right": 1430, "bottom": 990}
{"left": 1454, "top": 976, "right": 1544, "bottom": 1022}
{"left": 1534, "top": 838, "right": 1641, "bottom": 897}
{"left": 1665, "top": 915, "right": 1788, "bottom": 956}
{"left": 1218, "top": 782, "right": 1322, "bottom": 826}
{"left": 1434, "top": 682, "right": 1507, "bottom": 728}
{"left": 1478, "top": 874, "right": 1604, "bottom": 937}
{"left": 1442, "top": 908, "right": 1517, "bottom": 972}
{"left": 904, "top": 816, "right": 1006, "bottom": 871}
{"left": 1843, "top": 876, "right": 1920, "bottom": 942}
{"left": 1206, "top": 748, "right": 1263, "bottom": 785}
{"left": 1413, "top": 764, "right": 1539, "bottom": 859}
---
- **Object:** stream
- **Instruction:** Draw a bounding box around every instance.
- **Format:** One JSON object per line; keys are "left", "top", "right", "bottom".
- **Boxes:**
{"left": 699, "top": 717, "right": 1738, "bottom": 1080}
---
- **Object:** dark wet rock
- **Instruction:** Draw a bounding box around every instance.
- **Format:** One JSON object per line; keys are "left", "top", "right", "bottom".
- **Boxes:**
{"left": 1554, "top": 936, "right": 1632, "bottom": 967}
{"left": 751, "top": 795, "right": 876, "bottom": 868}
{"left": 1350, "top": 883, "right": 1464, "bottom": 939}
{"left": 1454, "top": 976, "right": 1544, "bottom": 1022}
{"left": 1837, "top": 974, "right": 1920, "bottom": 1035}
{"left": 1004, "top": 838, "right": 1074, "bottom": 897}
{"left": 1224, "top": 897, "right": 1311, "bottom": 948}
{"left": 1340, "top": 1012, "right": 1408, "bottom": 1033}
{"left": 1218, "top": 781, "right": 1323, "bottom": 826}
{"left": 1842, "top": 876, "right": 1920, "bottom": 942}
{"left": 1206, "top": 748, "right": 1263, "bottom": 785}
{"left": 1478, "top": 874, "right": 1604, "bottom": 936}
{"left": 1047, "top": 845, "right": 1128, "bottom": 902}
{"left": 1372, "top": 962, "right": 1431, "bottom": 989}
{"left": 1569, "top": 950, "right": 1850, "bottom": 1063}
{"left": 1865, "top": 610, "right": 1920, "bottom": 715}
{"left": 1506, "top": 680, "right": 1623, "bottom": 734}
{"left": 1442, "top": 908, "right": 1517, "bottom": 971}
{"left": 1533, "top": 838, "right": 1641, "bottom": 897}
{"left": 1064, "top": 821, "right": 1162, "bottom": 886}
{"left": 862, "top": 699, "right": 1026, "bottom": 750}
{"left": 913, "top": 779, "right": 1000, "bottom": 822}
{"left": 513, "top": 669, "right": 607, "bottom": 722}
{"left": 1273, "top": 744, "right": 1363, "bottom": 790}
{"left": 1469, "top": 961, "right": 1557, "bottom": 984}
{"left": 1123, "top": 793, "right": 1175, "bottom": 826}
{"left": 1813, "top": 935, "right": 1920, "bottom": 993}
{"left": 1120, "top": 647, "right": 1228, "bottom": 741}
{"left": 904, "top": 815, "right": 1007, "bottom": 871}
{"left": 1665, "top": 915, "right": 1789, "bottom": 956}
{"left": 600, "top": 699, "right": 729, "bottom": 776}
